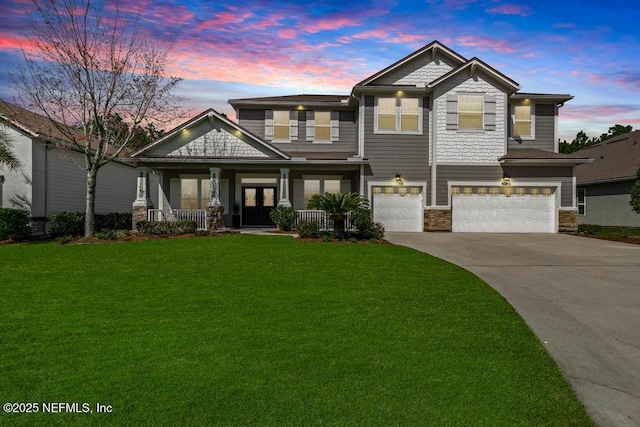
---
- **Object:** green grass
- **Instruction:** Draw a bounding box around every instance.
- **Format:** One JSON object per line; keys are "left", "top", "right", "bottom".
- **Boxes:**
{"left": 0, "top": 235, "right": 591, "bottom": 426}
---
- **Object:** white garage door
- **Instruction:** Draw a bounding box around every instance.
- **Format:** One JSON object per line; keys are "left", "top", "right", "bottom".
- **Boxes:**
{"left": 373, "top": 192, "right": 423, "bottom": 232}
{"left": 452, "top": 194, "right": 555, "bottom": 233}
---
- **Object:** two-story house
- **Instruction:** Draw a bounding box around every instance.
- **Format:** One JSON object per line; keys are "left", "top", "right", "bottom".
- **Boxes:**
{"left": 130, "top": 40, "right": 591, "bottom": 233}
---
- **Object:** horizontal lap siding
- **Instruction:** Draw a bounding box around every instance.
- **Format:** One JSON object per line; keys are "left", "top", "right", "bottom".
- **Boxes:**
{"left": 237, "top": 109, "right": 266, "bottom": 138}
{"left": 436, "top": 165, "right": 503, "bottom": 205}
{"left": 363, "top": 95, "right": 430, "bottom": 185}
{"left": 508, "top": 103, "right": 556, "bottom": 151}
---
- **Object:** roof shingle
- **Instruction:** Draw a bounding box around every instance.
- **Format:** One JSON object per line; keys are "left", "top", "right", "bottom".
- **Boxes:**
{"left": 575, "top": 131, "right": 640, "bottom": 184}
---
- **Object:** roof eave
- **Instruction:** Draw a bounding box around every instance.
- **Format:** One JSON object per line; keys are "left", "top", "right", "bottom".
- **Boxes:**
{"left": 500, "top": 158, "right": 593, "bottom": 166}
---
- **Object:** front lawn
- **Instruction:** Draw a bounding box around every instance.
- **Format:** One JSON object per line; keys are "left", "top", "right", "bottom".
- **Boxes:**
{"left": 0, "top": 235, "right": 591, "bottom": 426}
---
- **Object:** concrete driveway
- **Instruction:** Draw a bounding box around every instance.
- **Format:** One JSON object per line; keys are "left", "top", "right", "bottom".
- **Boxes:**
{"left": 385, "top": 232, "right": 640, "bottom": 427}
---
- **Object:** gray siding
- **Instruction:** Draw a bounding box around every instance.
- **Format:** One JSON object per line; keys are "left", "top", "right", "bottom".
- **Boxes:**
{"left": 363, "top": 95, "right": 430, "bottom": 185}
{"left": 237, "top": 109, "right": 357, "bottom": 153}
{"left": 578, "top": 181, "right": 640, "bottom": 227}
{"left": 237, "top": 109, "right": 265, "bottom": 138}
{"left": 502, "top": 166, "right": 574, "bottom": 207}
{"left": 436, "top": 165, "right": 503, "bottom": 205}
{"left": 508, "top": 103, "right": 556, "bottom": 151}
{"left": 46, "top": 148, "right": 136, "bottom": 214}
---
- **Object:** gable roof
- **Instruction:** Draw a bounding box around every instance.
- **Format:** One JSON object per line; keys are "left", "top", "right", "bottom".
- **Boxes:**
{"left": 356, "top": 40, "right": 467, "bottom": 87}
{"left": 428, "top": 57, "right": 520, "bottom": 92}
{"left": 132, "top": 108, "right": 290, "bottom": 160}
{"left": 575, "top": 130, "right": 640, "bottom": 185}
{"left": 0, "top": 100, "right": 86, "bottom": 145}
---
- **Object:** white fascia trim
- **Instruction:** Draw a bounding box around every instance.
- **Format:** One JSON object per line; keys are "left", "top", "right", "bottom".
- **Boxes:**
{"left": 367, "top": 180, "right": 428, "bottom": 208}
{"left": 447, "top": 179, "right": 562, "bottom": 208}
{"left": 437, "top": 162, "right": 501, "bottom": 166}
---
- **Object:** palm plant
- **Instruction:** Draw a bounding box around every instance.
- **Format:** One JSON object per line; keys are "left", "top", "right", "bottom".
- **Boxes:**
{"left": 0, "top": 126, "right": 21, "bottom": 171}
{"left": 307, "top": 192, "right": 369, "bottom": 236}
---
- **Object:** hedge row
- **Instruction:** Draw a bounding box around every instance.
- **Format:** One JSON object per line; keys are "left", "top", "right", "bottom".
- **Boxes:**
{"left": 49, "top": 212, "right": 133, "bottom": 236}
{"left": 0, "top": 208, "right": 30, "bottom": 240}
{"left": 135, "top": 220, "right": 197, "bottom": 235}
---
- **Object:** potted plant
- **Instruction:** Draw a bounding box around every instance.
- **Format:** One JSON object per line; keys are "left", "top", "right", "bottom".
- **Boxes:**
{"left": 232, "top": 202, "right": 241, "bottom": 228}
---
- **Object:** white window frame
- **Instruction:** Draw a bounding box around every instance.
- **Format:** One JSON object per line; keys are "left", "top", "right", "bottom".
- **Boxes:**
{"left": 457, "top": 94, "right": 484, "bottom": 130}
{"left": 273, "top": 110, "right": 291, "bottom": 142}
{"left": 511, "top": 103, "right": 536, "bottom": 140}
{"left": 374, "top": 96, "right": 422, "bottom": 135}
{"left": 314, "top": 111, "right": 331, "bottom": 143}
{"left": 577, "top": 188, "right": 586, "bottom": 215}
{"left": 302, "top": 175, "right": 343, "bottom": 209}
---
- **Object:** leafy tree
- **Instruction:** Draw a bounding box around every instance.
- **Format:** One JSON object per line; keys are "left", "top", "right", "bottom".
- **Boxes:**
{"left": 559, "top": 130, "right": 599, "bottom": 154}
{"left": 599, "top": 124, "right": 633, "bottom": 142}
{"left": 307, "top": 192, "right": 369, "bottom": 236}
{"left": 0, "top": 125, "right": 21, "bottom": 171}
{"left": 11, "top": 0, "right": 181, "bottom": 236}
{"left": 630, "top": 168, "right": 640, "bottom": 214}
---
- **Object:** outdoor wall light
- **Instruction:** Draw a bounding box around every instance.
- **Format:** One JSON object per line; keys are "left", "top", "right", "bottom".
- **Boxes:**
{"left": 395, "top": 174, "right": 404, "bottom": 186}
{"left": 501, "top": 174, "right": 511, "bottom": 186}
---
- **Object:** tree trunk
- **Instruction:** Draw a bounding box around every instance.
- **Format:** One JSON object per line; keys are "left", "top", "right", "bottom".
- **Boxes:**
{"left": 85, "top": 167, "right": 98, "bottom": 237}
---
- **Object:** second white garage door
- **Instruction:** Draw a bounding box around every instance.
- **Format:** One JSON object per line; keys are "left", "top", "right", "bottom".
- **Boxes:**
{"left": 373, "top": 192, "right": 423, "bottom": 232}
{"left": 452, "top": 193, "right": 555, "bottom": 233}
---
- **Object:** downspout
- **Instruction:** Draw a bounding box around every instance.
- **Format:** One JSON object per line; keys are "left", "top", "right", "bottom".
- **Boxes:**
{"left": 359, "top": 94, "right": 366, "bottom": 196}
{"left": 431, "top": 96, "right": 437, "bottom": 207}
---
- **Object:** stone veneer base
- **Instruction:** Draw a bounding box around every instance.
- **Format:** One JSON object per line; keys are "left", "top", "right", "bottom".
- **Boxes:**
{"left": 425, "top": 209, "right": 452, "bottom": 232}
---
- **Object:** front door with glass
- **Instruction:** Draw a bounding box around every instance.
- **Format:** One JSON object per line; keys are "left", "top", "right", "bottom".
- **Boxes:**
{"left": 242, "top": 187, "right": 276, "bottom": 226}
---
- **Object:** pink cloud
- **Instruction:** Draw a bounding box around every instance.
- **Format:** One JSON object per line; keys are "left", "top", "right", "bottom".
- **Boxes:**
{"left": 486, "top": 4, "right": 532, "bottom": 17}
{"left": 300, "top": 17, "right": 361, "bottom": 34}
{"left": 195, "top": 11, "right": 255, "bottom": 32}
{"left": 456, "top": 35, "right": 515, "bottom": 53}
{"left": 561, "top": 105, "right": 640, "bottom": 121}
{"left": 278, "top": 29, "right": 297, "bottom": 39}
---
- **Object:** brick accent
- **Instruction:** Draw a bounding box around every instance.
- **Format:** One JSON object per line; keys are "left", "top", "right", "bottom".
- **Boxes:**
{"left": 425, "top": 209, "right": 452, "bottom": 232}
{"left": 558, "top": 209, "right": 578, "bottom": 233}
{"left": 132, "top": 204, "right": 148, "bottom": 231}
{"left": 207, "top": 205, "right": 225, "bottom": 230}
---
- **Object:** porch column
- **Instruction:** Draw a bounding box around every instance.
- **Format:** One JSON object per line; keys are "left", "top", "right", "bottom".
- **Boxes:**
{"left": 132, "top": 167, "right": 153, "bottom": 231}
{"left": 278, "top": 168, "right": 291, "bottom": 207}
{"left": 207, "top": 167, "right": 224, "bottom": 230}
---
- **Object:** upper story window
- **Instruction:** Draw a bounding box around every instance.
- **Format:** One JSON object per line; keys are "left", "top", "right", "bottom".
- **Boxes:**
{"left": 315, "top": 112, "right": 331, "bottom": 140}
{"left": 265, "top": 110, "right": 298, "bottom": 142}
{"left": 446, "top": 93, "right": 496, "bottom": 132}
{"left": 305, "top": 111, "right": 339, "bottom": 143}
{"left": 273, "top": 110, "right": 290, "bottom": 140}
{"left": 511, "top": 104, "right": 535, "bottom": 139}
{"left": 375, "top": 97, "right": 421, "bottom": 134}
{"left": 458, "top": 95, "right": 484, "bottom": 129}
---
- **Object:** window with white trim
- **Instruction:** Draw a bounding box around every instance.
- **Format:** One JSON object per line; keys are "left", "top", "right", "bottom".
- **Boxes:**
{"left": 303, "top": 178, "right": 341, "bottom": 208}
{"left": 512, "top": 104, "right": 535, "bottom": 139}
{"left": 273, "top": 110, "right": 290, "bottom": 140}
{"left": 315, "top": 111, "right": 331, "bottom": 141}
{"left": 577, "top": 188, "right": 586, "bottom": 215}
{"left": 180, "top": 178, "right": 211, "bottom": 210}
{"left": 376, "top": 97, "right": 421, "bottom": 133}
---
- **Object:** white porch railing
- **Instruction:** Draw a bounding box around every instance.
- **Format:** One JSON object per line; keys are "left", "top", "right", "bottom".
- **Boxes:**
{"left": 296, "top": 210, "right": 353, "bottom": 231}
{"left": 148, "top": 209, "right": 208, "bottom": 230}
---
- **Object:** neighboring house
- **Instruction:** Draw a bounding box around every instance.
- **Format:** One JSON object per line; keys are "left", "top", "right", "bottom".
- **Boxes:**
{"left": 575, "top": 130, "right": 640, "bottom": 227}
{"left": 0, "top": 100, "right": 137, "bottom": 233}
{"left": 131, "top": 40, "right": 591, "bottom": 233}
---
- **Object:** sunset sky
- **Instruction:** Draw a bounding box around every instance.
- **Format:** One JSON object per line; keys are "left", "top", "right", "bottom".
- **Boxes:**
{"left": 1, "top": 0, "right": 638, "bottom": 141}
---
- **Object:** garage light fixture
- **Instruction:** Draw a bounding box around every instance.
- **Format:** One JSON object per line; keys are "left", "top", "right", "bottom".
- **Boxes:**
{"left": 501, "top": 174, "right": 511, "bottom": 186}
{"left": 395, "top": 174, "right": 404, "bottom": 186}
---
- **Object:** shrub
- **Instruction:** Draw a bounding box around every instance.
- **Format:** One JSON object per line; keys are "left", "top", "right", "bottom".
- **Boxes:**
{"left": 269, "top": 206, "right": 298, "bottom": 231}
{"left": 322, "top": 235, "right": 332, "bottom": 243}
{"left": 50, "top": 212, "right": 133, "bottom": 236}
{"left": 296, "top": 220, "right": 320, "bottom": 238}
{"left": 353, "top": 208, "right": 385, "bottom": 240}
{"left": 136, "top": 220, "right": 197, "bottom": 235}
{"left": 348, "top": 237, "right": 358, "bottom": 244}
{"left": 578, "top": 223, "right": 602, "bottom": 235}
{"left": 50, "top": 212, "right": 85, "bottom": 236}
{"left": 0, "top": 208, "right": 30, "bottom": 240}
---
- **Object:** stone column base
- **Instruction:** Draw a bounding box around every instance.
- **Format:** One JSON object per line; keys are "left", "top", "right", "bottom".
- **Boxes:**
{"left": 425, "top": 209, "right": 452, "bottom": 232}
{"left": 207, "top": 205, "right": 225, "bottom": 231}
{"left": 132, "top": 204, "right": 149, "bottom": 232}
{"left": 558, "top": 209, "right": 578, "bottom": 233}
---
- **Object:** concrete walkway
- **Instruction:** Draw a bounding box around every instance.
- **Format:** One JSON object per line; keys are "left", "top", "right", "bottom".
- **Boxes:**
{"left": 385, "top": 232, "right": 640, "bottom": 427}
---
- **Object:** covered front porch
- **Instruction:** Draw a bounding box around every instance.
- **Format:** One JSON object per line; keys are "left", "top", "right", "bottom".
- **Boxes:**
{"left": 132, "top": 164, "right": 362, "bottom": 230}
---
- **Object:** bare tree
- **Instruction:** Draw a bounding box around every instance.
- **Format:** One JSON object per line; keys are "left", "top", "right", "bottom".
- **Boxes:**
{"left": 11, "top": 0, "right": 181, "bottom": 236}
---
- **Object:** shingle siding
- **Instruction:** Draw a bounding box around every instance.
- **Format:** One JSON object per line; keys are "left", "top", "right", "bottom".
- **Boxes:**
{"left": 372, "top": 52, "right": 458, "bottom": 85}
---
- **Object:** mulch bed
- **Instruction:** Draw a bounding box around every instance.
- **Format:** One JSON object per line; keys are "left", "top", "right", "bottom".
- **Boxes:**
{"left": 573, "top": 233, "right": 640, "bottom": 246}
